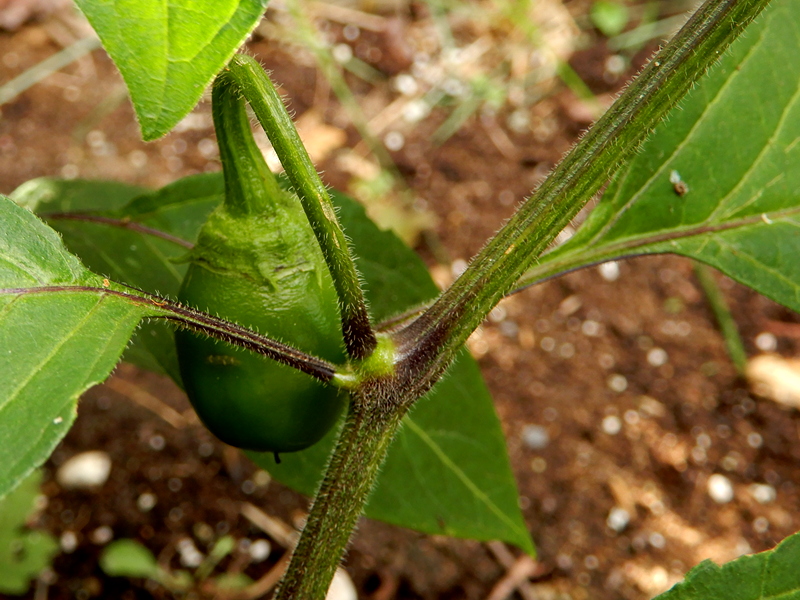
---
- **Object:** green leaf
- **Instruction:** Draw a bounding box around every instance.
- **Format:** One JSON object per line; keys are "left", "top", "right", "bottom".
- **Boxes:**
{"left": 213, "top": 572, "right": 254, "bottom": 590}
{"left": 523, "top": 0, "right": 800, "bottom": 314}
{"left": 0, "top": 196, "right": 162, "bottom": 501}
{"left": 655, "top": 530, "right": 800, "bottom": 599}
{"left": 74, "top": 0, "right": 269, "bottom": 140}
{"left": 19, "top": 175, "right": 533, "bottom": 553}
{"left": 590, "top": 0, "right": 629, "bottom": 37}
{"left": 99, "top": 539, "right": 159, "bottom": 580}
{"left": 0, "top": 470, "right": 59, "bottom": 595}
{"left": 13, "top": 176, "right": 221, "bottom": 380}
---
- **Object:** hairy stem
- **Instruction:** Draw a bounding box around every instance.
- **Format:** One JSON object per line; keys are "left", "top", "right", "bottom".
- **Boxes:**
{"left": 397, "top": 0, "right": 773, "bottom": 387}
{"left": 0, "top": 284, "right": 339, "bottom": 382}
{"left": 224, "top": 54, "right": 377, "bottom": 361}
{"left": 274, "top": 382, "right": 405, "bottom": 599}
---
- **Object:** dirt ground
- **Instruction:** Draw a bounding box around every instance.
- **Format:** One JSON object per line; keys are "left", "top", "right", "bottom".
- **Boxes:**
{"left": 1, "top": 2, "right": 799, "bottom": 599}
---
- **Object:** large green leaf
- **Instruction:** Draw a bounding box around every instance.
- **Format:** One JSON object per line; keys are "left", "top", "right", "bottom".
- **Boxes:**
{"left": 16, "top": 175, "right": 533, "bottom": 553}
{"left": 519, "top": 0, "right": 800, "bottom": 312}
{"left": 0, "top": 196, "right": 162, "bottom": 501}
{"left": 655, "top": 530, "right": 800, "bottom": 600}
{"left": 13, "top": 176, "right": 221, "bottom": 379}
{"left": 74, "top": 0, "right": 269, "bottom": 140}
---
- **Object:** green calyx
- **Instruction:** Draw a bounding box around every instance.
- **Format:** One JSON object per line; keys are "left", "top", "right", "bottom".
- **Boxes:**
{"left": 332, "top": 334, "right": 395, "bottom": 390}
{"left": 191, "top": 67, "right": 330, "bottom": 292}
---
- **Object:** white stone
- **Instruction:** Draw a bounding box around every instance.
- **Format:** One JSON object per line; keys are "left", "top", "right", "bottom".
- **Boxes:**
{"left": 749, "top": 483, "right": 776, "bottom": 504}
{"left": 60, "top": 531, "right": 78, "bottom": 553}
{"left": 177, "top": 537, "right": 204, "bottom": 568}
{"left": 521, "top": 425, "right": 549, "bottom": 450}
{"left": 647, "top": 348, "right": 668, "bottom": 367}
{"left": 56, "top": 451, "right": 111, "bottom": 489}
{"left": 249, "top": 539, "right": 272, "bottom": 562}
{"left": 707, "top": 474, "right": 734, "bottom": 504}
{"left": 326, "top": 568, "right": 357, "bottom": 600}
{"left": 598, "top": 261, "right": 620, "bottom": 281}
{"left": 602, "top": 415, "right": 622, "bottom": 435}
{"left": 606, "top": 507, "right": 630, "bottom": 532}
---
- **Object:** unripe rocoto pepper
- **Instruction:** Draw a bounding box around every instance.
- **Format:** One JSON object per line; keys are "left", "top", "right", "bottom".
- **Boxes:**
{"left": 175, "top": 72, "right": 346, "bottom": 453}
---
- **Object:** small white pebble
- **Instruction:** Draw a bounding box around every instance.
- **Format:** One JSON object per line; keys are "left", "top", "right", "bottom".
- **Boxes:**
{"left": 451, "top": 259, "right": 468, "bottom": 277}
{"left": 598, "top": 261, "right": 620, "bottom": 281}
{"left": 249, "top": 539, "right": 271, "bottom": 562}
{"left": 56, "top": 451, "right": 112, "bottom": 489}
{"left": 137, "top": 492, "right": 157, "bottom": 512}
{"left": 608, "top": 374, "right": 628, "bottom": 392}
{"left": 90, "top": 526, "right": 113, "bottom": 545}
{"left": 581, "top": 320, "right": 603, "bottom": 337}
{"left": 332, "top": 43, "right": 353, "bottom": 63}
{"left": 177, "top": 537, "right": 204, "bottom": 568}
{"left": 747, "top": 432, "right": 763, "bottom": 448}
{"left": 521, "top": 425, "right": 550, "bottom": 450}
{"left": 606, "top": 507, "right": 630, "bottom": 532}
{"left": 708, "top": 474, "right": 734, "bottom": 504}
{"left": 649, "top": 532, "right": 666, "bottom": 549}
{"left": 749, "top": 483, "right": 776, "bottom": 504}
{"left": 601, "top": 415, "right": 622, "bottom": 435}
{"left": 755, "top": 332, "right": 778, "bottom": 352}
{"left": 60, "top": 531, "right": 78, "bottom": 553}
{"left": 326, "top": 568, "right": 357, "bottom": 600}
{"left": 394, "top": 73, "right": 418, "bottom": 95}
{"left": 647, "top": 348, "right": 669, "bottom": 367}
{"left": 403, "top": 99, "right": 430, "bottom": 123}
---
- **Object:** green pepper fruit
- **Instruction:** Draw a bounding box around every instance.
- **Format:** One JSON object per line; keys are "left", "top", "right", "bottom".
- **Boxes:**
{"left": 175, "top": 71, "right": 346, "bottom": 453}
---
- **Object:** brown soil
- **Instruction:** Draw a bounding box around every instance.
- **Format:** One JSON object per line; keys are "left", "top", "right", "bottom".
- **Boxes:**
{"left": 1, "top": 3, "right": 799, "bottom": 600}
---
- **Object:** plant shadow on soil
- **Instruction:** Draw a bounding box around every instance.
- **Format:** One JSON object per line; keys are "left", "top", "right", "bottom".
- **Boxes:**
{"left": 1, "top": 4, "right": 799, "bottom": 599}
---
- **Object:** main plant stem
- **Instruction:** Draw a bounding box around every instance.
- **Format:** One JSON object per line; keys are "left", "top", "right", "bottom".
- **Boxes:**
{"left": 274, "top": 382, "right": 405, "bottom": 599}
